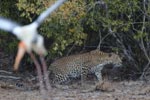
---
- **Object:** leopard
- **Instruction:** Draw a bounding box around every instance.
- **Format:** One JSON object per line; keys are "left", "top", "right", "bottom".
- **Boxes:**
{"left": 49, "top": 49, "right": 122, "bottom": 84}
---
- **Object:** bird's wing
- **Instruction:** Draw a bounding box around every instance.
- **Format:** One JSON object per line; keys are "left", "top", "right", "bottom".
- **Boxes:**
{"left": 35, "top": 0, "right": 66, "bottom": 25}
{"left": 0, "top": 17, "right": 20, "bottom": 33}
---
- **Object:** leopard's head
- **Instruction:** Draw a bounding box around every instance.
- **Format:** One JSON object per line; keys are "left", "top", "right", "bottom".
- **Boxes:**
{"left": 107, "top": 52, "right": 122, "bottom": 65}
{"left": 90, "top": 50, "right": 122, "bottom": 65}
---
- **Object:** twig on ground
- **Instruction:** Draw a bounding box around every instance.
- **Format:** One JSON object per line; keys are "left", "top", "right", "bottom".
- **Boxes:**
{"left": 0, "top": 75, "right": 21, "bottom": 80}
{"left": 0, "top": 70, "right": 13, "bottom": 74}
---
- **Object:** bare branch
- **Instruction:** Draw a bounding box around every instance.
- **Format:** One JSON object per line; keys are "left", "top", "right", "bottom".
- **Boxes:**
{"left": 140, "top": 0, "right": 150, "bottom": 62}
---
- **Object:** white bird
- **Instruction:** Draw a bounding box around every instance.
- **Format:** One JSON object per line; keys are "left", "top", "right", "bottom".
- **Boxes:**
{"left": 0, "top": 0, "right": 66, "bottom": 54}
{"left": 0, "top": 0, "right": 66, "bottom": 97}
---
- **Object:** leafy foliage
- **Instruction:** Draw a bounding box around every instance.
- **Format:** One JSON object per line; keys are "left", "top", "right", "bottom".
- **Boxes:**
{"left": 0, "top": 0, "right": 19, "bottom": 54}
{"left": 16, "top": 0, "right": 87, "bottom": 56}
{"left": 84, "top": 0, "right": 150, "bottom": 79}
{"left": 1, "top": 0, "right": 150, "bottom": 79}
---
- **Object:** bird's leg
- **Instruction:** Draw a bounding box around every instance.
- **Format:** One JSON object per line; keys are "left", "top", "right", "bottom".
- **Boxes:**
{"left": 29, "top": 53, "right": 46, "bottom": 95}
{"left": 13, "top": 42, "right": 26, "bottom": 71}
{"left": 39, "top": 55, "right": 51, "bottom": 92}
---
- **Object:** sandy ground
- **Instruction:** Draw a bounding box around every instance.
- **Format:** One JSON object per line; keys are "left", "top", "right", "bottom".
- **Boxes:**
{"left": 0, "top": 52, "right": 150, "bottom": 100}
{"left": 0, "top": 80, "right": 150, "bottom": 100}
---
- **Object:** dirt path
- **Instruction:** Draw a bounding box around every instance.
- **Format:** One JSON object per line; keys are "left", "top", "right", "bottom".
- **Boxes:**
{"left": 0, "top": 80, "right": 150, "bottom": 100}
{"left": 0, "top": 52, "right": 150, "bottom": 100}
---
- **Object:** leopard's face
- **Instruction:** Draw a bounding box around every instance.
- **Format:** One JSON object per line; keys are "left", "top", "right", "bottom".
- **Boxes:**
{"left": 90, "top": 50, "right": 122, "bottom": 66}
{"left": 107, "top": 53, "right": 122, "bottom": 65}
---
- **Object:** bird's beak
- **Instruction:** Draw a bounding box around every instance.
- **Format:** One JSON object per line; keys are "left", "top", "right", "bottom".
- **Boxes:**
{"left": 13, "top": 41, "right": 26, "bottom": 71}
